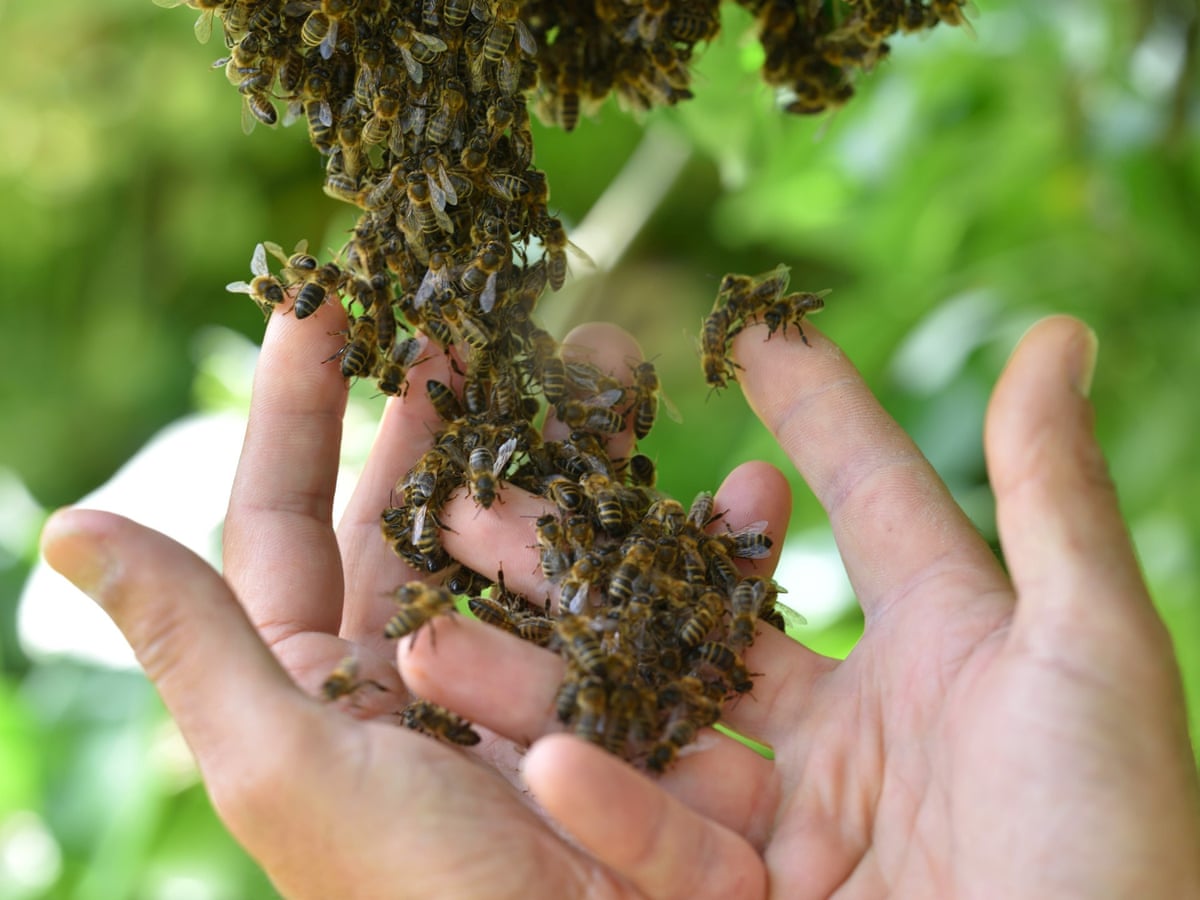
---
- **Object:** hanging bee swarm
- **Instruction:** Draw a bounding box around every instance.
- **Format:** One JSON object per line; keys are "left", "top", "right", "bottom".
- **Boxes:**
{"left": 163, "top": 0, "right": 970, "bottom": 770}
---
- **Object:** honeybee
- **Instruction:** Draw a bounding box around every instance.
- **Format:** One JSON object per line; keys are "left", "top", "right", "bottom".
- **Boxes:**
{"left": 263, "top": 239, "right": 319, "bottom": 285}
{"left": 627, "top": 453, "right": 657, "bottom": 488}
{"left": 425, "top": 77, "right": 467, "bottom": 145}
{"left": 413, "top": 244, "right": 456, "bottom": 310}
{"left": 563, "top": 514, "right": 594, "bottom": 556}
{"left": 678, "top": 588, "right": 725, "bottom": 651}
{"left": 700, "top": 308, "right": 738, "bottom": 391}
{"left": 465, "top": 436, "right": 517, "bottom": 508}
{"left": 442, "top": 0, "right": 470, "bottom": 26}
{"left": 467, "top": 594, "right": 517, "bottom": 633}
{"left": 292, "top": 262, "right": 344, "bottom": 319}
{"left": 607, "top": 540, "right": 653, "bottom": 605}
{"left": 419, "top": 151, "right": 463, "bottom": 213}
{"left": 686, "top": 491, "right": 717, "bottom": 530}
{"left": 361, "top": 85, "right": 403, "bottom": 149}
{"left": 404, "top": 170, "right": 455, "bottom": 236}
{"left": 225, "top": 242, "right": 285, "bottom": 317}
{"left": 762, "top": 290, "right": 829, "bottom": 345}
{"left": 571, "top": 676, "right": 608, "bottom": 745}
{"left": 689, "top": 640, "right": 755, "bottom": 694}
{"left": 535, "top": 513, "right": 571, "bottom": 580}
{"left": 544, "top": 475, "right": 585, "bottom": 514}
{"left": 515, "top": 614, "right": 556, "bottom": 646}
{"left": 377, "top": 335, "right": 426, "bottom": 396}
{"left": 481, "top": 0, "right": 537, "bottom": 63}
{"left": 628, "top": 360, "right": 681, "bottom": 440}
{"left": 554, "top": 615, "right": 608, "bottom": 678}
{"left": 320, "top": 654, "right": 388, "bottom": 702}
{"left": 580, "top": 472, "right": 625, "bottom": 534}
{"left": 330, "top": 314, "right": 375, "bottom": 380}
{"left": 554, "top": 388, "right": 626, "bottom": 434}
{"left": 400, "top": 700, "right": 481, "bottom": 746}
{"left": 645, "top": 714, "right": 700, "bottom": 774}
{"left": 384, "top": 582, "right": 457, "bottom": 645}
{"left": 459, "top": 239, "right": 507, "bottom": 312}
{"left": 426, "top": 379, "right": 464, "bottom": 422}
{"left": 392, "top": 19, "right": 449, "bottom": 84}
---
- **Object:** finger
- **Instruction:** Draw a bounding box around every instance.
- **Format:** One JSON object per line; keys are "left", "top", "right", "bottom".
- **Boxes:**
{"left": 985, "top": 317, "right": 1171, "bottom": 660}
{"left": 40, "top": 509, "right": 319, "bottom": 784}
{"left": 524, "top": 735, "right": 767, "bottom": 900}
{"left": 224, "top": 303, "right": 350, "bottom": 643}
{"left": 733, "top": 322, "right": 1008, "bottom": 619}
{"left": 550, "top": 321, "right": 643, "bottom": 460}
{"left": 337, "top": 349, "right": 456, "bottom": 655}
{"left": 400, "top": 614, "right": 782, "bottom": 845}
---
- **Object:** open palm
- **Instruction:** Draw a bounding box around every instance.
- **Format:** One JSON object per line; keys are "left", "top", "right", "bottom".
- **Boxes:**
{"left": 43, "top": 307, "right": 1199, "bottom": 899}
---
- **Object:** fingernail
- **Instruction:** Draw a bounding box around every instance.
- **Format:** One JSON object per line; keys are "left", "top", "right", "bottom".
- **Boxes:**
{"left": 41, "top": 512, "right": 116, "bottom": 600}
{"left": 1072, "top": 327, "right": 1099, "bottom": 398}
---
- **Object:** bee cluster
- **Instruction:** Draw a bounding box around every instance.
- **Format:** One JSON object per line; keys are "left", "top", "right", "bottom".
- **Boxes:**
{"left": 165, "top": 0, "right": 968, "bottom": 768}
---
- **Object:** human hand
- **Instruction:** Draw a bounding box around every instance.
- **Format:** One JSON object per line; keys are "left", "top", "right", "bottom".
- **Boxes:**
{"left": 397, "top": 316, "right": 1200, "bottom": 897}
{"left": 39, "top": 303, "right": 777, "bottom": 898}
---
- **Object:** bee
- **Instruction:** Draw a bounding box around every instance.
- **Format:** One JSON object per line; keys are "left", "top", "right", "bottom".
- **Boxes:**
{"left": 404, "top": 170, "right": 455, "bottom": 236}
{"left": 442, "top": 0, "right": 470, "bottom": 26}
{"left": 515, "top": 614, "right": 555, "bottom": 647}
{"left": 296, "top": 8, "right": 337, "bottom": 60}
{"left": 627, "top": 453, "right": 656, "bottom": 488}
{"left": 459, "top": 240, "right": 508, "bottom": 312}
{"left": 540, "top": 356, "right": 568, "bottom": 405}
{"left": 581, "top": 472, "right": 624, "bottom": 534}
{"left": 414, "top": 244, "right": 456, "bottom": 310}
{"left": 225, "top": 242, "right": 285, "bottom": 317}
{"left": 689, "top": 641, "right": 755, "bottom": 694}
{"left": 554, "top": 389, "right": 626, "bottom": 434}
{"left": 263, "top": 239, "right": 319, "bottom": 285}
{"left": 426, "top": 379, "right": 464, "bottom": 422}
{"left": 465, "top": 436, "right": 518, "bottom": 508}
{"left": 556, "top": 55, "right": 583, "bottom": 132}
{"left": 763, "top": 290, "right": 829, "bottom": 344}
{"left": 332, "top": 314, "right": 377, "bottom": 380}
{"left": 544, "top": 475, "right": 585, "bottom": 514}
{"left": 554, "top": 615, "right": 608, "bottom": 678}
{"left": 425, "top": 77, "right": 467, "bottom": 146}
{"left": 560, "top": 550, "right": 609, "bottom": 614}
{"left": 419, "top": 151, "right": 463, "bottom": 213}
{"left": 628, "top": 360, "right": 681, "bottom": 440}
{"left": 377, "top": 335, "right": 426, "bottom": 397}
{"left": 482, "top": 0, "right": 537, "bottom": 63}
{"left": 400, "top": 700, "right": 481, "bottom": 746}
{"left": 321, "top": 655, "right": 387, "bottom": 702}
{"left": 438, "top": 296, "right": 493, "bottom": 350}
{"left": 572, "top": 676, "right": 608, "bottom": 745}
{"left": 645, "top": 714, "right": 700, "bottom": 774}
{"left": 292, "top": 262, "right": 344, "bottom": 319}
{"left": 604, "top": 683, "right": 653, "bottom": 757}
{"left": 563, "top": 514, "right": 594, "bottom": 556}
{"left": 384, "top": 582, "right": 457, "bottom": 645}
{"left": 535, "top": 513, "right": 571, "bottom": 580}
{"left": 608, "top": 540, "right": 653, "bottom": 605}
{"left": 467, "top": 595, "right": 517, "bottom": 633}
{"left": 541, "top": 217, "right": 572, "bottom": 290}
{"left": 361, "top": 85, "right": 403, "bottom": 149}
{"left": 700, "top": 308, "right": 737, "bottom": 391}
{"left": 678, "top": 589, "right": 725, "bottom": 651}
{"left": 389, "top": 20, "right": 449, "bottom": 85}
{"left": 240, "top": 88, "right": 277, "bottom": 134}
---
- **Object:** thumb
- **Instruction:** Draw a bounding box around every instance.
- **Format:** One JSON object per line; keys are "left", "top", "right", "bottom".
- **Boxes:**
{"left": 984, "top": 316, "right": 1171, "bottom": 664}
{"left": 40, "top": 508, "right": 314, "bottom": 779}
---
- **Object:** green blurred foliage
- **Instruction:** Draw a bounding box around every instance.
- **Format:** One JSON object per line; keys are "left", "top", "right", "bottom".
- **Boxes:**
{"left": 1, "top": 0, "right": 1197, "bottom": 893}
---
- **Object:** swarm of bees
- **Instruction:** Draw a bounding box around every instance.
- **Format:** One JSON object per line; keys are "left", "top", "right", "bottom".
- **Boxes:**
{"left": 160, "top": 0, "right": 969, "bottom": 768}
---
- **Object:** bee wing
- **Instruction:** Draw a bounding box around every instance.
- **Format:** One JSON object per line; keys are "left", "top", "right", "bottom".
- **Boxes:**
{"left": 775, "top": 601, "right": 808, "bottom": 629}
{"left": 263, "top": 241, "right": 289, "bottom": 267}
{"left": 319, "top": 19, "right": 338, "bottom": 59}
{"left": 293, "top": 238, "right": 310, "bottom": 255}
{"left": 492, "top": 437, "right": 519, "bottom": 475}
{"left": 318, "top": 100, "right": 333, "bottom": 128}
{"left": 400, "top": 48, "right": 425, "bottom": 84}
{"left": 427, "top": 175, "right": 449, "bottom": 211}
{"left": 586, "top": 388, "right": 625, "bottom": 409}
{"left": 478, "top": 271, "right": 497, "bottom": 313}
{"left": 411, "top": 504, "right": 429, "bottom": 547}
{"left": 193, "top": 10, "right": 214, "bottom": 44}
{"left": 225, "top": 280, "right": 253, "bottom": 294}
{"left": 437, "top": 169, "right": 458, "bottom": 206}
{"left": 250, "top": 243, "right": 269, "bottom": 277}
{"left": 660, "top": 387, "right": 683, "bottom": 423}
{"left": 241, "top": 98, "right": 258, "bottom": 135}
{"left": 152, "top": 0, "right": 188, "bottom": 7}
{"left": 433, "top": 204, "right": 455, "bottom": 234}
{"left": 515, "top": 20, "right": 538, "bottom": 56}
{"left": 415, "top": 30, "right": 448, "bottom": 52}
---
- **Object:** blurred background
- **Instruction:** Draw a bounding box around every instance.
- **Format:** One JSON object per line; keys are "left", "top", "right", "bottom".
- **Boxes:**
{"left": 2, "top": 0, "right": 1197, "bottom": 895}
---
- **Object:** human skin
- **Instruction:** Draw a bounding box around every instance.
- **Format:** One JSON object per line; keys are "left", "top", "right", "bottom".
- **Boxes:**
{"left": 42, "top": 304, "right": 1200, "bottom": 899}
